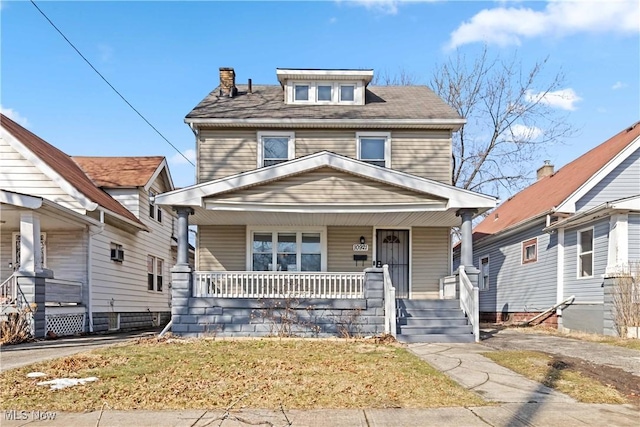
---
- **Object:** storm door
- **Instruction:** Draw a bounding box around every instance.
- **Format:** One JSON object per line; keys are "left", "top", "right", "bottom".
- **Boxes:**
{"left": 376, "top": 229, "right": 409, "bottom": 298}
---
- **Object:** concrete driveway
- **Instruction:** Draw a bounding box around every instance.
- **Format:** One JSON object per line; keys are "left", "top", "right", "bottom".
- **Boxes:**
{"left": 0, "top": 330, "right": 158, "bottom": 372}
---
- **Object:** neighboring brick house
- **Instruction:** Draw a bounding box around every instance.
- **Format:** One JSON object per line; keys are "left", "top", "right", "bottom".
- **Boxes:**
{"left": 1, "top": 114, "right": 178, "bottom": 337}
{"left": 156, "top": 68, "right": 496, "bottom": 342}
{"left": 457, "top": 122, "right": 640, "bottom": 336}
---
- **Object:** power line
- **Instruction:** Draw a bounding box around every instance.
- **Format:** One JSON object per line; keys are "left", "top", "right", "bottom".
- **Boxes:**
{"left": 29, "top": 0, "right": 195, "bottom": 167}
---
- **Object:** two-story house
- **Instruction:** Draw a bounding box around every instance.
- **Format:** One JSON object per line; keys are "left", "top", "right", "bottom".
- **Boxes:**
{"left": 1, "top": 114, "right": 177, "bottom": 338}
{"left": 156, "top": 68, "right": 496, "bottom": 342}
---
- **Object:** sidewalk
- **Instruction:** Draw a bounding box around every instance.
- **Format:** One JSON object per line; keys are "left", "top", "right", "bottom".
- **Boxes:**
{"left": 2, "top": 404, "right": 639, "bottom": 426}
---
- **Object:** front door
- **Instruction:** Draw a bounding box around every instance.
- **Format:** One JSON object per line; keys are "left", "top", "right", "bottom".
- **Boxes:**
{"left": 376, "top": 229, "right": 409, "bottom": 298}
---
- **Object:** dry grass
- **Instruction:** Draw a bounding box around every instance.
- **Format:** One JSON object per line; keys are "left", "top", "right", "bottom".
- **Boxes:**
{"left": 484, "top": 350, "right": 627, "bottom": 404}
{"left": 508, "top": 325, "right": 640, "bottom": 350}
{"left": 0, "top": 338, "right": 485, "bottom": 411}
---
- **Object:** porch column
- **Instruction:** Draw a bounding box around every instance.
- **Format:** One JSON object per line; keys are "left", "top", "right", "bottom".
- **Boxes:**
{"left": 456, "top": 208, "right": 477, "bottom": 268}
{"left": 606, "top": 213, "right": 628, "bottom": 275}
{"left": 19, "top": 211, "right": 42, "bottom": 273}
{"left": 173, "top": 206, "right": 194, "bottom": 267}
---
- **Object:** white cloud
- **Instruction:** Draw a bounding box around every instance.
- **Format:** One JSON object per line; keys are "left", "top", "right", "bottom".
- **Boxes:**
{"left": 611, "top": 81, "right": 628, "bottom": 90}
{"left": 510, "top": 124, "right": 542, "bottom": 141}
{"left": 525, "top": 88, "right": 582, "bottom": 111}
{"left": 447, "top": 1, "right": 639, "bottom": 49}
{"left": 97, "top": 44, "right": 113, "bottom": 62}
{"left": 341, "top": 0, "right": 437, "bottom": 15}
{"left": 0, "top": 105, "right": 29, "bottom": 126}
{"left": 329, "top": 16, "right": 338, "bottom": 24}
{"left": 169, "top": 148, "right": 196, "bottom": 165}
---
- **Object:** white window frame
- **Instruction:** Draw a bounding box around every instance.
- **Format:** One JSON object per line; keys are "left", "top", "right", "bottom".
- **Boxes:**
{"left": 257, "top": 131, "right": 295, "bottom": 168}
{"left": 147, "top": 255, "right": 164, "bottom": 292}
{"left": 246, "top": 226, "right": 327, "bottom": 272}
{"left": 12, "top": 232, "right": 47, "bottom": 269}
{"left": 577, "top": 227, "right": 594, "bottom": 278}
{"left": 149, "top": 191, "right": 162, "bottom": 222}
{"left": 286, "top": 81, "right": 364, "bottom": 105}
{"left": 110, "top": 242, "right": 124, "bottom": 263}
{"left": 521, "top": 237, "right": 538, "bottom": 265}
{"left": 356, "top": 132, "right": 391, "bottom": 168}
{"left": 293, "top": 83, "right": 311, "bottom": 102}
{"left": 480, "top": 255, "right": 490, "bottom": 291}
{"left": 339, "top": 83, "right": 357, "bottom": 103}
{"left": 316, "top": 84, "right": 333, "bottom": 103}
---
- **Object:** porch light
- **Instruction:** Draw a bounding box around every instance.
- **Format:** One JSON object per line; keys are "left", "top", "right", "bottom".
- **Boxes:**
{"left": 360, "top": 236, "right": 366, "bottom": 245}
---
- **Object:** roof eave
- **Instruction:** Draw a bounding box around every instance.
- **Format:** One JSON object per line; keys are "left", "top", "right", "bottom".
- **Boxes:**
{"left": 184, "top": 118, "right": 466, "bottom": 131}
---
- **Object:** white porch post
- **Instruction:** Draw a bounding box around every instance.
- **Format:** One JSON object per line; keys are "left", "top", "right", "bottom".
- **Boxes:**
{"left": 19, "top": 211, "right": 42, "bottom": 273}
{"left": 607, "top": 213, "right": 629, "bottom": 274}
{"left": 457, "top": 208, "right": 477, "bottom": 268}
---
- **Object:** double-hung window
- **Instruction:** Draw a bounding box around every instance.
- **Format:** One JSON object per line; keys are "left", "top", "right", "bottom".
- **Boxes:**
{"left": 480, "top": 256, "right": 490, "bottom": 290}
{"left": 578, "top": 228, "right": 594, "bottom": 278}
{"left": 257, "top": 131, "right": 295, "bottom": 167}
{"left": 149, "top": 191, "right": 162, "bottom": 222}
{"left": 147, "top": 255, "right": 164, "bottom": 292}
{"left": 521, "top": 238, "right": 538, "bottom": 264}
{"left": 357, "top": 132, "right": 391, "bottom": 168}
{"left": 250, "top": 230, "right": 324, "bottom": 272}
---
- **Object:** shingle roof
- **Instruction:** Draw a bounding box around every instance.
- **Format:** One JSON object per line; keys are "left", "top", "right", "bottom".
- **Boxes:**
{"left": 73, "top": 156, "right": 164, "bottom": 188}
{"left": 186, "top": 85, "right": 462, "bottom": 121}
{"left": 0, "top": 114, "right": 144, "bottom": 227}
{"left": 473, "top": 122, "right": 640, "bottom": 241}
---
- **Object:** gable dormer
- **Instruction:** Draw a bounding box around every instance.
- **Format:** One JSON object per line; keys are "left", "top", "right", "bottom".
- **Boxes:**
{"left": 276, "top": 69, "right": 373, "bottom": 106}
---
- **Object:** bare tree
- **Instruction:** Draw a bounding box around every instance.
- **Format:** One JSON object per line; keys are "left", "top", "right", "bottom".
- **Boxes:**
{"left": 372, "top": 68, "right": 418, "bottom": 86}
{"left": 430, "top": 47, "right": 575, "bottom": 196}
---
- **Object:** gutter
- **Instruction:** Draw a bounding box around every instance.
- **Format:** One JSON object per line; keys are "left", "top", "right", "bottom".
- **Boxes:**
{"left": 100, "top": 207, "right": 149, "bottom": 232}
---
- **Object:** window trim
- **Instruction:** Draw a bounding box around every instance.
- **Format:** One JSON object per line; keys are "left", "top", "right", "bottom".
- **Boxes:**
{"left": 521, "top": 237, "right": 538, "bottom": 264}
{"left": 356, "top": 132, "right": 391, "bottom": 168}
{"left": 287, "top": 81, "right": 363, "bottom": 105}
{"left": 110, "top": 242, "right": 124, "bottom": 263}
{"left": 293, "top": 83, "right": 311, "bottom": 102}
{"left": 257, "top": 131, "right": 295, "bottom": 168}
{"left": 479, "top": 255, "right": 490, "bottom": 291}
{"left": 12, "top": 232, "right": 47, "bottom": 269}
{"left": 147, "top": 255, "right": 164, "bottom": 292}
{"left": 339, "top": 84, "right": 356, "bottom": 103}
{"left": 577, "top": 227, "right": 595, "bottom": 279}
{"left": 246, "top": 226, "right": 327, "bottom": 272}
{"left": 316, "top": 84, "right": 333, "bottom": 102}
{"left": 149, "top": 191, "right": 162, "bottom": 223}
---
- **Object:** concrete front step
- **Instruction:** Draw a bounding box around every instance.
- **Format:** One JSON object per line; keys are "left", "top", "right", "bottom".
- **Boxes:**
{"left": 396, "top": 333, "right": 475, "bottom": 343}
{"left": 397, "top": 325, "right": 473, "bottom": 335}
{"left": 399, "top": 308, "right": 466, "bottom": 318}
{"left": 398, "top": 317, "right": 470, "bottom": 327}
{"left": 396, "top": 299, "right": 460, "bottom": 309}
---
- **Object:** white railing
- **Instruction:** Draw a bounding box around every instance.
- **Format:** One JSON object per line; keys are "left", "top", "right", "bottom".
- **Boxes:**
{"left": 382, "top": 264, "right": 396, "bottom": 338}
{"left": 1, "top": 273, "right": 18, "bottom": 306}
{"left": 439, "top": 274, "right": 457, "bottom": 299}
{"left": 458, "top": 265, "right": 479, "bottom": 342}
{"left": 194, "top": 271, "right": 365, "bottom": 299}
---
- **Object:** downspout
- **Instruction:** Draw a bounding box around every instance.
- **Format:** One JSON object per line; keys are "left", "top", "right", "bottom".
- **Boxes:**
{"left": 87, "top": 210, "right": 106, "bottom": 333}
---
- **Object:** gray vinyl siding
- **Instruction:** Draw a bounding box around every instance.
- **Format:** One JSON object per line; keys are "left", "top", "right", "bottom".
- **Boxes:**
{"left": 474, "top": 222, "right": 558, "bottom": 312}
{"left": 563, "top": 219, "right": 609, "bottom": 303}
{"left": 411, "top": 227, "right": 450, "bottom": 298}
{"left": 198, "top": 225, "right": 246, "bottom": 271}
{"left": 327, "top": 226, "right": 373, "bottom": 272}
{"left": 197, "top": 129, "right": 453, "bottom": 183}
{"left": 629, "top": 214, "right": 640, "bottom": 261}
{"left": 575, "top": 147, "right": 640, "bottom": 212}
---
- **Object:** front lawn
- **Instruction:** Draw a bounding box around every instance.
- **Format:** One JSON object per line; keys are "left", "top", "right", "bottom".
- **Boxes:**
{"left": 1, "top": 338, "right": 485, "bottom": 411}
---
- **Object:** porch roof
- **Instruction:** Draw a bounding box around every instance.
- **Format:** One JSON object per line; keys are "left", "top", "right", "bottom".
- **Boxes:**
{"left": 0, "top": 189, "right": 102, "bottom": 230}
{"left": 156, "top": 152, "right": 496, "bottom": 226}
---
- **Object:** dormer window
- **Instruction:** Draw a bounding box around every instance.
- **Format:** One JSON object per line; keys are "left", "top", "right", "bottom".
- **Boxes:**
{"left": 317, "top": 85, "right": 332, "bottom": 101}
{"left": 294, "top": 84, "right": 309, "bottom": 101}
{"left": 257, "top": 131, "right": 295, "bottom": 167}
{"left": 340, "top": 85, "right": 355, "bottom": 102}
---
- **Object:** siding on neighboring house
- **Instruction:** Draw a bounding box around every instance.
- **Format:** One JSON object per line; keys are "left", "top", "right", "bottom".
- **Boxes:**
{"left": 90, "top": 175, "right": 174, "bottom": 313}
{"left": 575, "top": 147, "right": 640, "bottom": 212}
{"left": 629, "top": 214, "right": 640, "bottom": 262}
{"left": 411, "top": 227, "right": 450, "bottom": 298}
{"left": 105, "top": 188, "right": 140, "bottom": 218}
{"left": 327, "top": 226, "right": 373, "bottom": 272}
{"left": 0, "top": 134, "right": 85, "bottom": 212}
{"left": 474, "top": 221, "right": 557, "bottom": 313}
{"left": 45, "top": 230, "right": 88, "bottom": 285}
{"left": 211, "top": 168, "right": 444, "bottom": 205}
{"left": 563, "top": 219, "right": 609, "bottom": 303}
{"left": 198, "top": 225, "right": 247, "bottom": 271}
{"left": 197, "top": 129, "right": 452, "bottom": 184}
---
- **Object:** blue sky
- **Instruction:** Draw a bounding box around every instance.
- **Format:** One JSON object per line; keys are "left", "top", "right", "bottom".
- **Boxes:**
{"left": 2, "top": 0, "right": 638, "bottom": 188}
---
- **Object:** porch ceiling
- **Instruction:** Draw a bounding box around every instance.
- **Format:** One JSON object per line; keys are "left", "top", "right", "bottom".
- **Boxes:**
{"left": 0, "top": 203, "right": 95, "bottom": 230}
{"left": 189, "top": 207, "right": 464, "bottom": 227}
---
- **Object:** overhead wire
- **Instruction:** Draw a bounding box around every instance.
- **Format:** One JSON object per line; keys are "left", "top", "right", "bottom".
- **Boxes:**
{"left": 29, "top": 0, "right": 195, "bottom": 167}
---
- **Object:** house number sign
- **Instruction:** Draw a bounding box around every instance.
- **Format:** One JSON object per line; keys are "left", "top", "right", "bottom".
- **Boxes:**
{"left": 353, "top": 244, "right": 369, "bottom": 252}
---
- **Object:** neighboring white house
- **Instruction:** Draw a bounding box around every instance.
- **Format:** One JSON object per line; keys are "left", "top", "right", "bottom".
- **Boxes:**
{"left": 458, "top": 122, "right": 640, "bottom": 336}
{"left": 0, "top": 113, "right": 178, "bottom": 337}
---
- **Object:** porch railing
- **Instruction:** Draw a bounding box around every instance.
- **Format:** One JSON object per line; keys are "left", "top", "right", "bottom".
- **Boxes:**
{"left": 46, "top": 279, "right": 83, "bottom": 304}
{"left": 1, "top": 273, "right": 31, "bottom": 313}
{"left": 382, "top": 265, "right": 396, "bottom": 338}
{"left": 194, "top": 271, "right": 365, "bottom": 299}
{"left": 458, "top": 265, "right": 479, "bottom": 342}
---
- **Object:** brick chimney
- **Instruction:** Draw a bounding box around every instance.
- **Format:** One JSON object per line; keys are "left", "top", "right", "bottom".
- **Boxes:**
{"left": 536, "top": 160, "right": 554, "bottom": 180}
{"left": 219, "top": 67, "right": 237, "bottom": 97}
